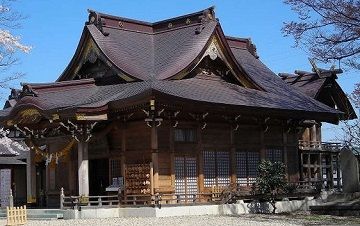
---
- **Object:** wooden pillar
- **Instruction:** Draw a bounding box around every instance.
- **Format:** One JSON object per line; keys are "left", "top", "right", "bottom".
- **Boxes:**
{"left": 307, "top": 153, "right": 311, "bottom": 181}
{"left": 121, "top": 123, "right": 126, "bottom": 177}
{"left": 169, "top": 125, "right": 175, "bottom": 190}
{"left": 68, "top": 154, "right": 74, "bottom": 194}
{"left": 260, "top": 127, "right": 266, "bottom": 161}
{"left": 151, "top": 126, "right": 159, "bottom": 193}
{"left": 197, "top": 124, "right": 204, "bottom": 193}
{"left": 27, "top": 148, "right": 36, "bottom": 203}
{"left": 282, "top": 128, "right": 288, "bottom": 180}
{"left": 336, "top": 154, "right": 341, "bottom": 189}
{"left": 230, "top": 127, "right": 237, "bottom": 185}
{"left": 311, "top": 124, "right": 317, "bottom": 142}
{"left": 299, "top": 152, "right": 304, "bottom": 181}
{"left": 78, "top": 140, "right": 89, "bottom": 196}
{"left": 330, "top": 154, "right": 334, "bottom": 188}
{"left": 318, "top": 153, "right": 323, "bottom": 182}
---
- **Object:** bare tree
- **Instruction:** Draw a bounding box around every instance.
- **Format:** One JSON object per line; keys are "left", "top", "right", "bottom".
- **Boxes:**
{"left": 342, "top": 84, "right": 360, "bottom": 152}
{"left": 0, "top": 0, "right": 31, "bottom": 90}
{"left": 282, "top": 0, "right": 360, "bottom": 70}
{"left": 283, "top": 0, "right": 360, "bottom": 150}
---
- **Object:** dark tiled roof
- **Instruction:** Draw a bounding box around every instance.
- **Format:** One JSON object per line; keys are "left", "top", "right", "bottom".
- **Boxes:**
{"left": 281, "top": 72, "right": 357, "bottom": 120}
{"left": 282, "top": 75, "right": 326, "bottom": 98}
{"left": 0, "top": 8, "right": 345, "bottom": 124}
{"left": 2, "top": 72, "right": 340, "bottom": 123}
{"left": 86, "top": 20, "right": 217, "bottom": 80}
{"left": 230, "top": 48, "right": 340, "bottom": 114}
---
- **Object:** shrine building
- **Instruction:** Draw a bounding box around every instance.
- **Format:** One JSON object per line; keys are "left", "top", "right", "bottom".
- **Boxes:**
{"left": 0, "top": 7, "right": 356, "bottom": 207}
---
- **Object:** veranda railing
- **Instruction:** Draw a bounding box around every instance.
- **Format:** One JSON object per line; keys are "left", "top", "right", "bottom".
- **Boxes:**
{"left": 60, "top": 181, "right": 325, "bottom": 209}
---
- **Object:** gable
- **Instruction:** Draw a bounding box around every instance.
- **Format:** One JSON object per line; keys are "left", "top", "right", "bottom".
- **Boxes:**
{"left": 169, "top": 35, "right": 262, "bottom": 90}
{"left": 58, "top": 30, "right": 138, "bottom": 83}
{"left": 317, "top": 80, "right": 357, "bottom": 120}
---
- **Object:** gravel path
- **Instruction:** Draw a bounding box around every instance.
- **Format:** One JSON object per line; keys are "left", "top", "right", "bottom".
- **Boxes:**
{"left": 1, "top": 214, "right": 358, "bottom": 225}
{"left": 0, "top": 215, "right": 301, "bottom": 226}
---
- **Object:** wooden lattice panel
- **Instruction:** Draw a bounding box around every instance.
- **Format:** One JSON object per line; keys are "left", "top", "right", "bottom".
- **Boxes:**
{"left": 266, "top": 148, "right": 283, "bottom": 162}
{"left": 175, "top": 157, "right": 186, "bottom": 195}
{"left": 175, "top": 156, "right": 198, "bottom": 199}
{"left": 203, "top": 151, "right": 216, "bottom": 187}
{"left": 248, "top": 152, "right": 260, "bottom": 184}
{"left": 236, "top": 151, "right": 260, "bottom": 186}
{"left": 216, "top": 151, "right": 230, "bottom": 187}
{"left": 110, "top": 159, "right": 121, "bottom": 179}
{"left": 185, "top": 157, "right": 198, "bottom": 195}
{"left": 125, "top": 163, "right": 151, "bottom": 195}
{"left": 236, "top": 152, "right": 247, "bottom": 185}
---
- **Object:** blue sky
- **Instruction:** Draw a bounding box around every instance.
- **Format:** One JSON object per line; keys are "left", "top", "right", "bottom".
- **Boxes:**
{"left": 7, "top": 0, "right": 360, "bottom": 141}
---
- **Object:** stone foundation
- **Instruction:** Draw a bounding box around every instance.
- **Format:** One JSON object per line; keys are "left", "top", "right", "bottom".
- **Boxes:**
{"left": 63, "top": 197, "right": 323, "bottom": 219}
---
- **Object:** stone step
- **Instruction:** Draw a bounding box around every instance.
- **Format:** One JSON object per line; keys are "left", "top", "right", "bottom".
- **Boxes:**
{"left": 0, "top": 208, "right": 64, "bottom": 219}
{"left": 27, "top": 213, "right": 63, "bottom": 219}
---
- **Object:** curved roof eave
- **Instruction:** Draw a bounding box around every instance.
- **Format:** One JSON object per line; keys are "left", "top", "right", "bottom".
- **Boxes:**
{"left": 57, "top": 25, "right": 140, "bottom": 82}
{"left": 150, "top": 89, "right": 341, "bottom": 124}
{"left": 85, "top": 25, "right": 141, "bottom": 81}
{"left": 213, "top": 24, "right": 264, "bottom": 90}
{"left": 57, "top": 27, "right": 89, "bottom": 82}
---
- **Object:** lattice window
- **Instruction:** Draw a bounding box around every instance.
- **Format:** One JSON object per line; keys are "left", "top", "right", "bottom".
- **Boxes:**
{"left": 203, "top": 151, "right": 230, "bottom": 187}
{"left": 248, "top": 152, "right": 260, "bottom": 184}
{"left": 175, "top": 156, "right": 198, "bottom": 199}
{"left": 236, "top": 152, "right": 247, "bottom": 185}
{"left": 110, "top": 159, "right": 122, "bottom": 180}
{"left": 217, "top": 151, "right": 230, "bottom": 186}
{"left": 186, "top": 157, "right": 198, "bottom": 196}
{"left": 266, "top": 148, "right": 283, "bottom": 162}
{"left": 236, "top": 151, "right": 260, "bottom": 186}
{"left": 204, "top": 151, "right": 216, "bottom": 187}
{"left": 175, "top": 157, "right": 186, "bottom": 195}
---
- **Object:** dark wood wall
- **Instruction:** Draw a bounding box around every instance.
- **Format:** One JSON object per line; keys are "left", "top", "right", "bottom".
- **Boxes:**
{"left": 46, "top": 119, "right": 301, "bottom": 197}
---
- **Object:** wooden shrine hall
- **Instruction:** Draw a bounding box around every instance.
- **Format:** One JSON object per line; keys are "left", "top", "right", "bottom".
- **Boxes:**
{"left": 0, "top": 7, "right": 355, "bottom": 207}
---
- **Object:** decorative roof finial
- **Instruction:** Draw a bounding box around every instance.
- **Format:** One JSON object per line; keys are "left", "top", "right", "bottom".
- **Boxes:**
{"left": 86, "top": 9, "right": 109, "bottom": 36}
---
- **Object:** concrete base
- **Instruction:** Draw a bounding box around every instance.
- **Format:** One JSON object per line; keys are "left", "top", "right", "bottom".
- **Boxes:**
{"left": 63, "top": 197, "right": 323, "bottom": 219}
{"left": 310, "top": 192, "right": 360, "bottom": 216}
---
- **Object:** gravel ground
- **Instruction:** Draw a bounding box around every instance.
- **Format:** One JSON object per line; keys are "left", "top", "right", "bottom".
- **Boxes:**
{"left": 0, "top": 214, "right": 359, "bottom": 226}
{"left": 2, "top": 215, "right": 299, "bottom": 226}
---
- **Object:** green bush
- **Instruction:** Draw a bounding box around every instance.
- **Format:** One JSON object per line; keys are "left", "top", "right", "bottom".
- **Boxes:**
{"left": 252, "top": 160, "right": 286, "bottom": 213}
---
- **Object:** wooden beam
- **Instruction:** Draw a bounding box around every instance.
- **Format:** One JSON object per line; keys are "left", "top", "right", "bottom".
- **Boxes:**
{"left": 76, "top": 113, "right": 108, "bottom": 121}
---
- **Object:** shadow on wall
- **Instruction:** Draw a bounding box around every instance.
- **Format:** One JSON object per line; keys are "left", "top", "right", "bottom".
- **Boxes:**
{"left": 220, "top": 197, "right": 322, "bottom": 214}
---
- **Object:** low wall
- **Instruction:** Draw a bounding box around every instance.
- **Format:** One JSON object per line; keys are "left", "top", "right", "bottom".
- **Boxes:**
{"left": 63, "top": 197, "right": 323, "bottom": 219}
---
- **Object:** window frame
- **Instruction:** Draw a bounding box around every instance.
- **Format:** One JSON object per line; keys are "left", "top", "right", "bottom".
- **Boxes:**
{"left": 174, "top": 128, "right": 197, "bottom": 143}
{"left": 203, "top": 150, "right": 231, "bottom": 188}
{"left": 235, "top": 150, "right": 260, "bottom": 187}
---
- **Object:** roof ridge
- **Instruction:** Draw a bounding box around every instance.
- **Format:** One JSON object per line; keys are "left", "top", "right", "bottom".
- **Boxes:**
{"left": 153, "top": 6, "right": 215, "bottom": 25}
{"left": 103, "top": 23, "right": 200, "bottom": 35}
{"left": 88, "top": 6, "right": 215, "bottom": 26}
{"left": 23, "top": 78, "right": 95, "bottom": 90}
{"left": 87, "top": 7, "right": 216, "bottom": 34}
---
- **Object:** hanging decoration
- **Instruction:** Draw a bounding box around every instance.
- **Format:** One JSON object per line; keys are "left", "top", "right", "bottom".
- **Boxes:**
{"left": 27, "top": 139, "right": 76, "bottom": 167}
